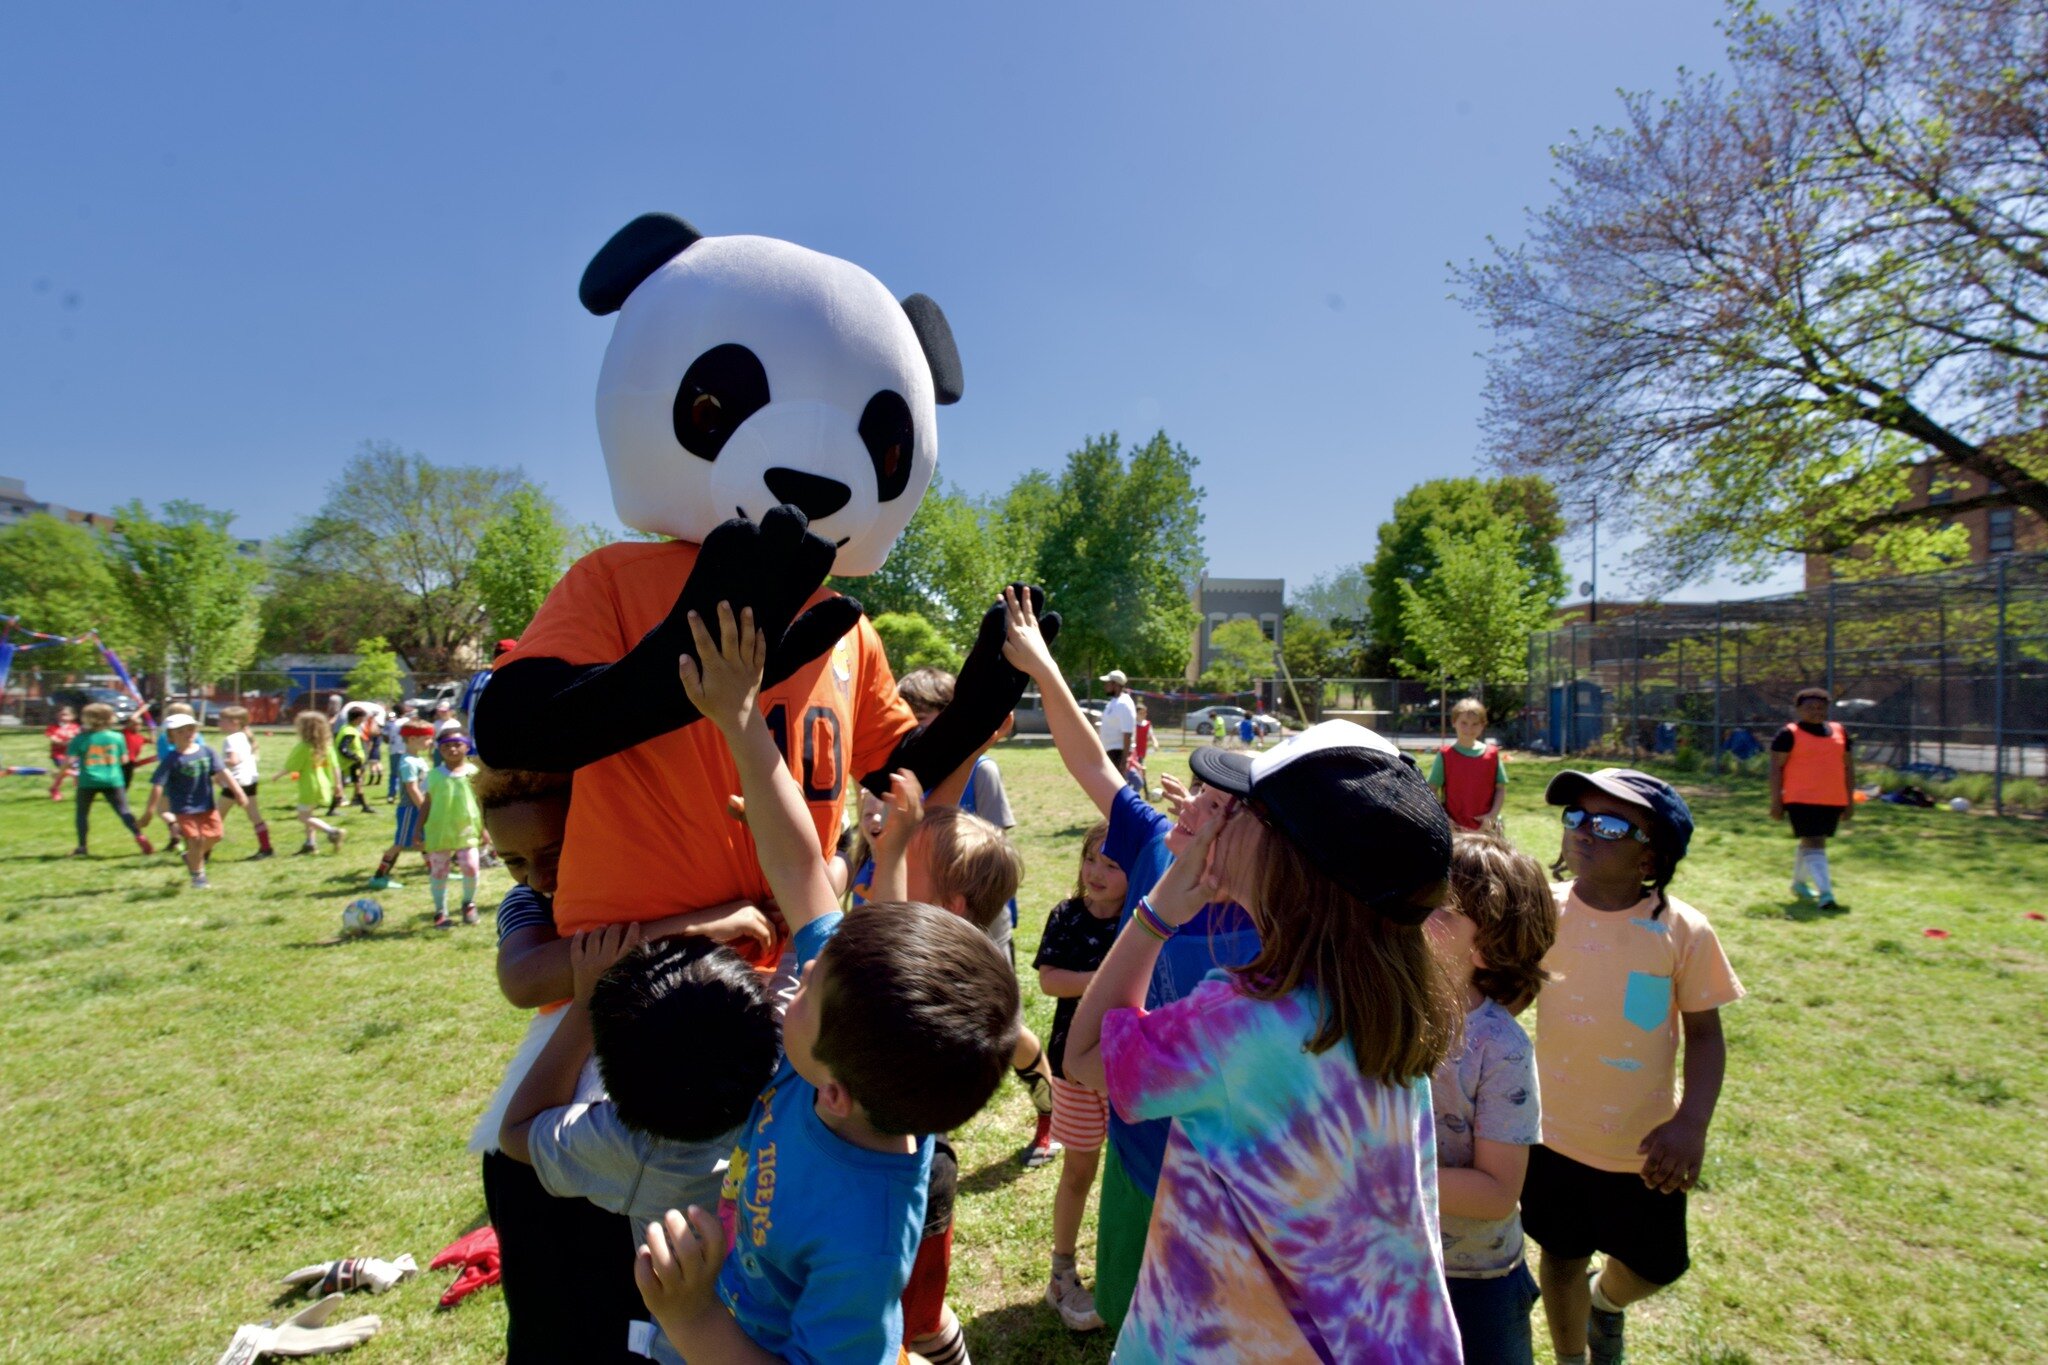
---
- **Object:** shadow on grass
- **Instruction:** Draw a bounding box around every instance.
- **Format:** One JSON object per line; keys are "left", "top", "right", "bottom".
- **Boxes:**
{"left": 958, "top": 1153, "right": 1039, "bottom": 1199}
{"left": 1744, "top": 898, "right": 1850, "bottom": 923}
{"left": 964, "top": 1299, "right": 1114, "bottom": 1363}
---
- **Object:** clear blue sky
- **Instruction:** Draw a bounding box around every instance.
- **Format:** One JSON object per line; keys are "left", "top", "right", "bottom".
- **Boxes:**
{"left": 0, "top": 0, "right": 1795, "bottom": 603}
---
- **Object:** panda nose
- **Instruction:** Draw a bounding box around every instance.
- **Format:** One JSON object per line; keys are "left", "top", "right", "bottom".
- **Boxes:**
{"left": 763, "top": 468, "right": 852, "bottom": 521}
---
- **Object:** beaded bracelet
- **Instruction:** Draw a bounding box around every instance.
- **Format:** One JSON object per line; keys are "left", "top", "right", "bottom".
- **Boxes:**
{"left": 1134, "top": 896, "right": 1178, "bottom": 941}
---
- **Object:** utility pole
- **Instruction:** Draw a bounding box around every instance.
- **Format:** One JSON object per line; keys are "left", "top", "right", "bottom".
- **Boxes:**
{"left": 1589, "top": 495, "right": 1600, "bottom": 626}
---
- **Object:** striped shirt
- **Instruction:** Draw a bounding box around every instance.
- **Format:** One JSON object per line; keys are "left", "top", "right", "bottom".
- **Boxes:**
{"left": 496, "top": 884, "right": 556, "bottom": 943}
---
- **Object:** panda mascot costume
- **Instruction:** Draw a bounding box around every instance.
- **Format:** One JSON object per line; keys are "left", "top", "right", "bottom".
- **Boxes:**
{"left": 477, "top": 213, "right": 1051, "bottom": 925}
{"left": 470, "top": 214, "right": 1051, "bottom": 1362}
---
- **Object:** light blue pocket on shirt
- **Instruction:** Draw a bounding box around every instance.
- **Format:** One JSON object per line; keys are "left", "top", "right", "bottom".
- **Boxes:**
{"left": 1622, "top": 971, "right": 1673, "bottom": 1033}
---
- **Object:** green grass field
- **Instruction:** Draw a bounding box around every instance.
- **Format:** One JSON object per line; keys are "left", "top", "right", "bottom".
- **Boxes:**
{"left": 3, "top": 730, "right": 2045, "bottom": 1363}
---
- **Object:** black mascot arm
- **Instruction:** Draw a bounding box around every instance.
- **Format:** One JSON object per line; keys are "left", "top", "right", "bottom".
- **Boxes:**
{"left": 473, "top": 506, "right": 862, "bottom": 772}
{"left": 860, "top": 586, "right": 1061, "bottom": 797}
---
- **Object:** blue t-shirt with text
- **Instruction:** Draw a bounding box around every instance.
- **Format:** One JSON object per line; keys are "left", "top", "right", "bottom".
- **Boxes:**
{"left": 716, "top": 912, "right": 933, "bottom": 1365}
{"left": 152, "top": 743, "right": 221, "bottom": 815}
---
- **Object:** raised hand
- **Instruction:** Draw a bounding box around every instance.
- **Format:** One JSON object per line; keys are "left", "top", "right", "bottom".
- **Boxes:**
{"left": 677, "top": 602, "right": 768, "bottom": 738}
{"left": 635, "top": 1206, "right": 727, "bottom": 1347}
{"left": 669, "top": 506, "right": 863, "bottom": 690}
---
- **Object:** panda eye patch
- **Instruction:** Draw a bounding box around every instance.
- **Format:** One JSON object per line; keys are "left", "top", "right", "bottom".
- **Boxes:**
{"left": 859, "top": 390, "right": 915, "bottom": 503}
{"left": 672, "top": 344, "right": 770, "bottom": 462}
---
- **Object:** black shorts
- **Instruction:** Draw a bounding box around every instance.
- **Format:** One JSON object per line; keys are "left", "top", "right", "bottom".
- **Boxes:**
{"left": 1785, "top": 803, "right": 1844, "bottom": 838}
{"left": 480, "top": 1150, "right": 643, "bottom": 1363}
{"left": 1520, "top": 1144, "right": 1690, "bottom": 1286}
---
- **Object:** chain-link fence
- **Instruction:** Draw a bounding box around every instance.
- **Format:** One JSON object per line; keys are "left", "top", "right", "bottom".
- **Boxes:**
{"left": 1052, "top": 676, "right": 1498, "bottom": 749}
{"left": 1526, "top": 552, "right": 2048, "bottom": 814}
{"left": 0, "top": 669, "right": 438, "bottom": 729}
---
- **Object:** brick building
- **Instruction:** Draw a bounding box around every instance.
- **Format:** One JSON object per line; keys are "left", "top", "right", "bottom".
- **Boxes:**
{"left": 1805, "top": 461, "right": 2046, "bottom": 588}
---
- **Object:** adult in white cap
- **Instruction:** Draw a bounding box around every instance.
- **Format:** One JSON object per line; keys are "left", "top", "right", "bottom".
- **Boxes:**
{"left": 1097, "top": 668, "right": 1137, "bottom": 777}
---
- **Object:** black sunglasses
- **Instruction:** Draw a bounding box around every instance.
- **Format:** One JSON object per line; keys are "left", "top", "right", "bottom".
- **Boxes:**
{"left": 1562, "top": 806, "right": 1650, "bottom": 844}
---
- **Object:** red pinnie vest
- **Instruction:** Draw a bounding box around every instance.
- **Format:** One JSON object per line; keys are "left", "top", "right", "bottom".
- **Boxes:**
{"left": 1439, "top": 742, "right": 1502, "bottom": 830}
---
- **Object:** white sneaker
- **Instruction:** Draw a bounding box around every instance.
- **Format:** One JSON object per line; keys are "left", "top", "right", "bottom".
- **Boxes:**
{"left": 1047, "top": 1269, "right": 1104, "bottom": 1332}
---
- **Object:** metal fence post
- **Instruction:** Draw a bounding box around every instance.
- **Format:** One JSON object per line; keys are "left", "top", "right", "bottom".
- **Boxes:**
{"left": 1825, "top": 581, "right": 1837, "bottom": 701}
{"left": 1713, "top": 603, "right": 1724, "bottom": 774}
{"left": 1996, "top": 556, "right": 2009, "bottom": 816}
{"left": 1630, "top": 615, "right": 1642, "bottom": 758}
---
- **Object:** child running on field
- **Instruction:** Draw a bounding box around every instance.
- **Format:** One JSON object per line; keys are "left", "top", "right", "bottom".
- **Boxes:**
{"left": 1526, "top": 769, "right": 1743, "bottom": 1365}
{"left": 1063, "top": 718, "right": 1464, "bottom": 1362}
{"left": 422, "top": 723, "right": 485, "bottom": 927}
{"left": 46, "top": 705, "right": 80, "bottom": 801}
{"left": 1033, "top": 819, "right": 1124, "bottom": 1333}
{"left": 368, "top": 720, "right": 435, "bottom": 889}
{"left": 634, "top": 602, "right": 1019, "bottom": 1365}
{"left": 67, "top": 703, "right": 151, "bottom": 856}
{"left": 333, "top": 705, "right": 373, "bottom": 814}
{"left": 140, "top": 713, "right": 252, "bottom": 889}
{"left": 217, "top": 706, "right": 274, "bottom": 859}
{"left": 1431, "top": 698, "right": 1508, "bottom": 832}
{"left": 1426, "top": 831, "right": 1558, "bottom": 1365}
{"left": 277, "top": 710, "right": 346, "bottom": 855}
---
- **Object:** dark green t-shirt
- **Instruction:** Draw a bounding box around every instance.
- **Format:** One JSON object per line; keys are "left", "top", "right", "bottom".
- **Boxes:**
{"left": 66, "top": 728, "right": 127, "bottom": 790}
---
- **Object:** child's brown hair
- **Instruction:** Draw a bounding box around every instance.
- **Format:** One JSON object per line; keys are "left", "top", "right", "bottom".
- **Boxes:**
{"left": 1448, "top": 831, "right": 1556, "bottom": 1013}
{"left": 294, "top": 710, "right": 333, "bottom": 752}
{"left": 1072, "top": 818, "right": 1111, "bottom": 900}
{"left": 913, "top": 806, "right": 1023, "bottom": 932}
{"left": 896, "top": 667, "right": 956, "bottom": 717}
{"left": 1450, "top": 697, "right": 1487, "bottom": 723}
{"left": 79, "top": 702, "right": 116, "bottom": 730}
{"left": 219, "top": 705, "right": 249, "bottom": 727}
{"left": 471, "top": 761, "right": 572, "bottom": 813}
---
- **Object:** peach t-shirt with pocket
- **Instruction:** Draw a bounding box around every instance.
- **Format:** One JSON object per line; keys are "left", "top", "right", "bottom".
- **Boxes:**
{"left": 504, "top": 540, "right": 916, "bottom": 935}
{"left": 1534, "top": 882, "right": 1744, "bottom": 1173}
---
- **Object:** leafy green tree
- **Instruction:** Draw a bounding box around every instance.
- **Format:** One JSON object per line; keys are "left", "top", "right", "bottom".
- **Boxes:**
{"left": 271, "top": 441, "right": 523, "bottom": 671}
{"left": 1280, "top": 611, "right": 1355, "bottom": 679}
{"left": 343, "top": 636, "right": 404, "bottom": 703}
{"left": 1458, "top": 0, "right": 2048, "bottom": 584}
{"left": 474, "top": 488, "right": 572, "bottom": 640}
{"left": 103, "top": 500, "right": 263, "bottom": 698}
{"left": 1396, "top": 519, "right": 1554, "bottom": 694}
{"left": 1368, "top": 476, "right": 1565, "bottom": 671}
{"left": 1029, "top": 431, "right": 1206, "bottom": 679}
{"left": 1201, "top": 619, "right": 1273, "bottom": 690}
{"left": 870, "top": 611, "right": 963, "bottom": 676}
{"left": 831, "top": 481, "right": 1004, "bottom": 651}
{"left": 0, "top": 514, "right": 131, "bottom": 669}
{"left": 1290, "top": 563, "right": 1373, "bottom": 664}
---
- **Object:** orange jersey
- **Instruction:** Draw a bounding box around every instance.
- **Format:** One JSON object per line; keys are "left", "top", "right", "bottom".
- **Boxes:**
{"left": 504, "top": 540, "right": 916, "bottom": 934}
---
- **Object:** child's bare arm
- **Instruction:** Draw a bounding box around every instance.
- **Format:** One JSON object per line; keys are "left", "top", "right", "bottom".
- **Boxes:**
{"left": 500, "top": 925, "right": 640, "bottom": 1161}
{"left": 999, "top": 586, "right": 1123, "bottom": 817}
{"left": 1438, "top": 1138, "right": 1529, "bottom": 1220}
{"left": 1639, "top": 1007, "right": 1726, "bottom": 1193}
{"left": 678, "top": 604, "right": 837, "bottom": 935}
{"left": 1037, "top": 966, "right": 1095, "bottom": 999}
{"left": 868, "top": 770, "right": 921, "bottom": 903}
{"left": 495, "top": 900, "right": 771, "bottom": 1009}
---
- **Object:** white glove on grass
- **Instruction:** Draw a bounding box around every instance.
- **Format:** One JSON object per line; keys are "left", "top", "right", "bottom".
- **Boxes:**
{"left": 281, "top": 1254, "right": 417, "bottom": 1296}
{"left": 215, "top": 1294, "right": 381, "bottom": 1364}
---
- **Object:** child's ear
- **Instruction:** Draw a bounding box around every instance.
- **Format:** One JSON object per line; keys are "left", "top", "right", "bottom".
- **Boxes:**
{"left": 946, "top": 893, "right": 970, "bottom": 919}
{"left": 815, "top": 1078, "right": 856, "bottom": 1121}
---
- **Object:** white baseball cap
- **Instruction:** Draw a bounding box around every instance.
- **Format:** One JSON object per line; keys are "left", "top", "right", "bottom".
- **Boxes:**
{"left": 164, "top": 714, "right": 200, "bottom": 730}
{"left": 1100, "top": 669, "right": 1128, "bottom": 686}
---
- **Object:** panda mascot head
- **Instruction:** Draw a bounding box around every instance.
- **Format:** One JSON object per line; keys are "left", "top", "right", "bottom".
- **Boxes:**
{"left": 580, "top": 214, "right": 963, "bottom": 577}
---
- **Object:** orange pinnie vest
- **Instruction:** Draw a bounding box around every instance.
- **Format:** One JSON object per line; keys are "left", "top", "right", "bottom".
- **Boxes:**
{"left": 1780, "top": 722, "right": 1849, "bottom": 806}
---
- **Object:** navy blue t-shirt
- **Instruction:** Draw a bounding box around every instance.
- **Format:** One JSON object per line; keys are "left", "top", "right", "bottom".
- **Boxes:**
{"left": 152, "top": 743, "right": 221, "bottom": 815}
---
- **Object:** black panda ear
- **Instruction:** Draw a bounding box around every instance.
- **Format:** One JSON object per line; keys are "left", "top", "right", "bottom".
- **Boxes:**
{"left": 580, "top": 214, "right": 704, "bottom": 316}
{"left": 900, "top": 294, "right": 963, "bottom": 405}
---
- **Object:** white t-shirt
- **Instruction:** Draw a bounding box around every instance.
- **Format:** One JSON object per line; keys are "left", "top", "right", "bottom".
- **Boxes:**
{"left": 1100, "top": 691, "right": 1138, "bottom": 751}
{"left": 221, "top": 731, "right": 259, "bottom": 786}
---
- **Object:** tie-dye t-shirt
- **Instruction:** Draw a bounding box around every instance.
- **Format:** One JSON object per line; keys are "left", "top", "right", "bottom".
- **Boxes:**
{"left": 1101, "top": 971, "right": 1460, "bottom": 1364}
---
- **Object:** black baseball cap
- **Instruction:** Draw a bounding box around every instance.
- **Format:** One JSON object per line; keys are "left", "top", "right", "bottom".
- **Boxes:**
{"left": 1544, "top": 767, "right": 1694, "bottom": 862}
{"left": 1794, "top": 687, "right": 1830, "bottom": 704}
{"left": 1189, "top": 720, "right": 1450, "bottom": 925}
